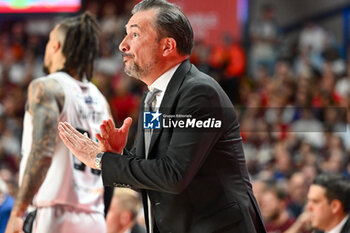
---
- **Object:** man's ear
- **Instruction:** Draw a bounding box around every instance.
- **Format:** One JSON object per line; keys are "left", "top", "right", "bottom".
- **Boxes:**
{"left": 330, "top": 199, "right": 343, "bottom": 214}
{"left": 52, "top": 40, "right": 61, "bottom": 53}
{"left": 161, "top": 37, "right": 176, "bottom": 56}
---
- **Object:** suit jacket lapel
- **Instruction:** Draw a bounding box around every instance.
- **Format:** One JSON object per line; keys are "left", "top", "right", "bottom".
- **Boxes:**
{"left": 341, "top": 217, "right": 350, "bottom": 233}
{"left": 147, "top": 60, "right": 192, "bottom": 158}
{"left": 135, "top": 91, "right": 147, "bottom": 158}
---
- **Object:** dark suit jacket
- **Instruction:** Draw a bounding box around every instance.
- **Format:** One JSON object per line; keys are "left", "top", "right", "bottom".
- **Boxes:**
{"left": 131, "top": 223, "right": 147, "bottom": 233}
{"left": 314, "top": 216, "right": 350, "bottom": 233}
{"left": 101, "top": 60, "right": 266, "bottom": 233}
{"left": 341, "top": 218, "right": 350, "bottom": 233}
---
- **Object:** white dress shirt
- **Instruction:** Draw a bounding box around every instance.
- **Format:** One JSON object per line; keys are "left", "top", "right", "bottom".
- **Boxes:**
{"left": 326, "top": 215, "right": 349, "bottom": 233}
{"left": 148, "top": 63, "right": 181, "bottom": 109}
{"left": 145, "top": 63, "right": 180, "bottom": 233}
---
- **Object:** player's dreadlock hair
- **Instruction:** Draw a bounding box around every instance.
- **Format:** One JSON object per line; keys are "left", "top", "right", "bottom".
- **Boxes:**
{"left": 57, "top": 12, "right": 99, "bottom": 81}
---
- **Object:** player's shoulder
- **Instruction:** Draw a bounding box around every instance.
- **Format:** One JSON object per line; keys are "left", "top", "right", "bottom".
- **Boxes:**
{"left": 28, "top": 75, "right": 64, "bottom": 100}
{"left": 87, "top": 81, "right": 105, "bottom": 97}
{"left": 29, "top": 76, "right": 58, "bottom": 90}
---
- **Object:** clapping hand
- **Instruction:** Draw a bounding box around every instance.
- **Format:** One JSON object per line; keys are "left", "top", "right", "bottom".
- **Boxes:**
{"left": 96, "top": 117, "right": 132, "bottom": 154}
{"left": 58, "top": 117, "right": 132, "bottom": 169}
{"left": 58, "top": 122, "right": 102, "bottom": 168}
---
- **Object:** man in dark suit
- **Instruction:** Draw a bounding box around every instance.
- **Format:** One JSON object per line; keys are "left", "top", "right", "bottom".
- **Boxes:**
{"left": 58, "top": 0, "right": 266, "bottom": 232}
{"left": 307, "top": 174, "right": 350, "bottom": 233}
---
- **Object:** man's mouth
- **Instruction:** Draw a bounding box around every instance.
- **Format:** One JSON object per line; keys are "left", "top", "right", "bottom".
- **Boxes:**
{"left": 122, "top": 53, "right": 133, "bottom": 62}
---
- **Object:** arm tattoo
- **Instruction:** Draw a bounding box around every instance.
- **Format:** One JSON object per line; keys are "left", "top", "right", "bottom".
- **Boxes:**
{"left": 12, "top": 78, "right": 63, "bottom": 216}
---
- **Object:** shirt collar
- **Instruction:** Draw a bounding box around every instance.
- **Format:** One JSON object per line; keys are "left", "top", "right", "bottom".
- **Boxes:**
{"left": 326, "top": 215, "right": 349, "bottom": 233}
{"left": 148, "top": 63, "right": 181, "bottom": 92}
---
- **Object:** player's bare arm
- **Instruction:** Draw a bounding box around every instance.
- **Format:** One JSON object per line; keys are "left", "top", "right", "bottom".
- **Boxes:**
{"left": 12, "top": 78, "right": 63, "bottom": 217}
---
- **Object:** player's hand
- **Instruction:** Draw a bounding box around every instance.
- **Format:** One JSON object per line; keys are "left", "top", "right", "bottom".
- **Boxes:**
{"left": 5, "top": 214, "right": 24, "bottom": 233}
{"left": 95, "top": 117, "right": 132, "bottom": 154}
{"left": 58, "top": 122, "right": 102, "bottom": 169}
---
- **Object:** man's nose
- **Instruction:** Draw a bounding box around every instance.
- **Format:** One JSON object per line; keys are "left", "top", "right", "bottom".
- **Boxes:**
{"left": 306, "top": 202, "right": 312, "bottom": 211}
{"left": 119, "top": 36, "right": 130, "bottom": 52}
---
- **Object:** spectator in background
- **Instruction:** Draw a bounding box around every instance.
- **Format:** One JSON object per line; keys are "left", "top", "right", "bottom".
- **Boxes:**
{"left": 299, "top": 22, "right": 327, "bottom": 55}
{"left": 109, "top": 74, "right": 140, "bottom": 126}
{"left": 100, "top": 1, "right": 129, "bottom": 48}
{"left": 0, "top": 177, "right": 14, "bottom": 233}
{"left": 273, "top": 141, "right": 293, "bottom": 181}
{"left": 287, "top": 172, "right": 308, "bottom": 218}
{"left": 109, "top": 73, "right": 140, "bottom": 148}
{"left": 249, "top": 4, "right": 279, "bottom": 78}
{"left": 291, "top": 109, "right": 324, "bottom": 149}
{"left": 0, "top": 168, "right": 18, "bottom": 199}
{"left": 335, "top": 60, "right": 350, "bottom": 99}
{"left": 189, "top": 40, "right": 211, "bottom": 75}
{"left": 0, "top": 115, "right": 19, "bottom": 174}
{"left": 85, "top": 0, "right": 99, "bottom": 17}
{"left": 320, "top": 149, "right": 345, "bottom": 174}
{"left": 299, "top": 21, "right": 328, "bottom": 72}
{"left": 301, "top": 165, "right": 318, "bottom": 188}
{"left": 260, "top": 185, "right": 295, "bottom": 233}
{"left": 307, "top": 174, "right": 350, "bottom": 233}
{"left": 106, "top": 188, "right": 146, "bottom": 233}
{"left": 209, "top": 33, "right": 246, "bottom": 103}
{"left": 252, "top": 179, "right": 268, "bottom": 207}
{"left": 100, "top": 2, "right": 120, "bottom": 40}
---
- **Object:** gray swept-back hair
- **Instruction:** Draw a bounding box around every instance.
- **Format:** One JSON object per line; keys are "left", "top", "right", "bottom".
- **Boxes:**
{"left": 132, "top": 0, "right": 193, "bottom": 55}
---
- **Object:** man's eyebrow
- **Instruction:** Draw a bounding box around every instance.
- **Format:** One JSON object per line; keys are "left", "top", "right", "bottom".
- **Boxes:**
{"left": 124, "top": 24, "right": 141, "bottom": 33}
{"left": 129, "top": 24, "right": 141, "bottom": 29}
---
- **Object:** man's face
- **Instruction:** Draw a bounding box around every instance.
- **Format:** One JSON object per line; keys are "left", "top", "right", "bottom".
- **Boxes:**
{"left": 307, "top": 185, "right": 334, "bottom": 230}
{"left": 43, "top": 26, "right": 59, "bottom": 74}
{"left": 119, "top": 9, "right": 161, "bottom": 80}
{"left": 106, "top": 198, "right": 123, "bottom": 232}
{"left": 260, "top": 191, "right": 282, "bottom": 221}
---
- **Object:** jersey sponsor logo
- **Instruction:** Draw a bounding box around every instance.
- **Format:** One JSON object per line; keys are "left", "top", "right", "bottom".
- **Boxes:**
{"left": 75, "top": 93, "right": 98, "bottom": 105}
{"left": 85, "top": 96, "right": 97, "bottom": 105}
{"left": 78, "top": 108, "right": 105, "bottom": 123}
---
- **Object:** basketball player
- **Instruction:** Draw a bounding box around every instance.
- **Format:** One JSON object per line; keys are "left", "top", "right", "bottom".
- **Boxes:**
{"left": 6, "top": 12, "right": 110, "bottom": 233}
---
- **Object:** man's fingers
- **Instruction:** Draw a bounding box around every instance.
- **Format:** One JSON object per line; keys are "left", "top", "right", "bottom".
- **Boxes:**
{"left": 96, "top": 133, "right": 103, "bottom": 142}
{"left": 100, "top": 124, "right": 109, "bottom": 138}
{"left": 107, "top": 118, "right": 115, "bottom": 132}
{"left": 58, "top": 123, "right": 86, "bottom": 149}
{"left": 59, "top": 122, "right": 92, "bottom": 145}
{"left": 58, "top": 131, "right": 75, "bottom": 150}
{"left": 59, "top": 124, "right": 82, "bottom": 146}
{"left": 96, "top": 133, "right": 108, "bottom": 145}
{"left": 96, "top": 134, "right": 108, "bottom": 150}
{"left": 60, "top": 122, "right": 83, "bottom": 138}
{"left": 121, "top": 117, "right": 133, "bottom": 133}
{"left": 58, "top": 122, "right": 76, "bottom": 138}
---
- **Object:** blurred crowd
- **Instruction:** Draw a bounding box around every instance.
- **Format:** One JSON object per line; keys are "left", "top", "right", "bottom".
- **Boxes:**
{"left": 1, "top": 1, "right": 350, "bottom": 232}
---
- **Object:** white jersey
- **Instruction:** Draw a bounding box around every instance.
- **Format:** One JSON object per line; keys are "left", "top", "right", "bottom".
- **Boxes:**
{"left": 20, "top": 72, "right": 109, "bottom": 214}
